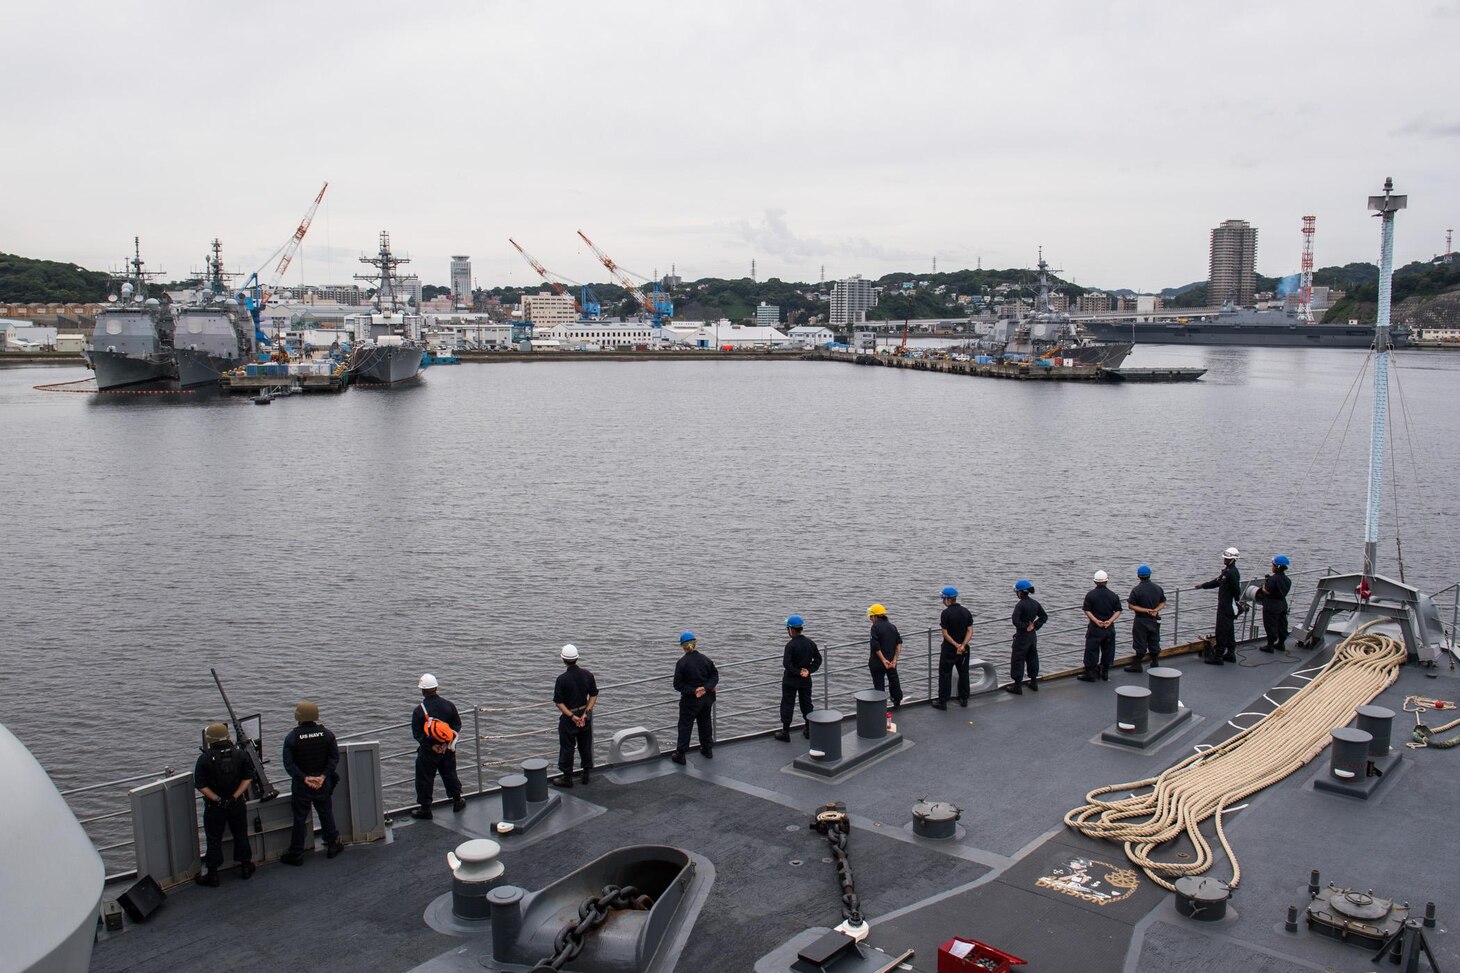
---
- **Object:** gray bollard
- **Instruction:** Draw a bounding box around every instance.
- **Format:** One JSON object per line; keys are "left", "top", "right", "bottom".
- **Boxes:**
{"left": 1329, "top": 727, "right": 1373, "bottom": 780}
{"left": 855, "top": 690, "right": 888, "bottom": 740}
{"left": 499, "top": 774, "right": 528, "bottom": 821}
{"left": 1355, "top": 705, "right": 1395, "bottom": 757}
{"left": 1115, "top": 686, "right": 1152, "bottom": 734}
{"left": 807, "top": 710, "right": 843, "bottom": 762}
{"left": 451, "top": 838, "right": 504, "bottom": 920}
{"left": 1147, "top": 667, "right": 1182, "bottom": 714}
{"left": 521, "top": 759, "right": 550, "bottom": 802}
{"left": 488, "top": 885, "right": 525, "bottom": 959}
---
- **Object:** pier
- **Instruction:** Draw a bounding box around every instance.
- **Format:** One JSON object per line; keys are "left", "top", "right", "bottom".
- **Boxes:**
{"left": 221, "top": 370, "right": 347, "bottom": 395}
{"left": 808, "top": 349, "right": 1206, "bottom": 383}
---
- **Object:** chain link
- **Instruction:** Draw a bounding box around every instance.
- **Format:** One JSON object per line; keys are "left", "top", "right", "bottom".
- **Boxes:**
{"left": 529, "top": 884, "right": 654, "bottom": 972}
{"left": 810, "top": 802, "right": 862, "bottom": 925}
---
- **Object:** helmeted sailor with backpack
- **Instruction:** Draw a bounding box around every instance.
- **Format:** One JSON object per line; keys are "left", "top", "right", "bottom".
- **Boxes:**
{"left": 194, "top": 722, "right": 255, "bottom": 886}
{"left": 411, "top": 673, "right": 465, "bottom": 819}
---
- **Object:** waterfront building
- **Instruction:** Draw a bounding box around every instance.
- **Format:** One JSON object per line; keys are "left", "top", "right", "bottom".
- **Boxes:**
{"left": 1076, "top": 292, "right": 1112, "bottom": 314}
{"left": 450, "top": 256, "right": 471, "bottom": 309}
{"left": 754, "top": 302, "right": 781, "bottom": 327}
{"left": 691, "top": 322, "right": 791, "bottom": 349}
{"left": 830, "top": 275, "right": 878, "bottom": 325}
{"left": 520, "top": 291, "right": 577, "bottom": 327}
{"left": 533, "top": 322, "right": 654, "bottom": 348}
{"left": 788, "top": 325, "right": 835, "bottom": 347}
{"left": 1208, "top": 219, "right": 1259, "bottom": 307}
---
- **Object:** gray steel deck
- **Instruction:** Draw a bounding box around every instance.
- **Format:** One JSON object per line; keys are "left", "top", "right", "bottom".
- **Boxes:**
{"left": 91, "top": 643, "right": 1459, "bottom": 972}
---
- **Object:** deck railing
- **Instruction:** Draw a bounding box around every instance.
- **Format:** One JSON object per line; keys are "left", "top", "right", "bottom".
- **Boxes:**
{"left": 61, "top": 565, "right": 1459, "bottom": 881}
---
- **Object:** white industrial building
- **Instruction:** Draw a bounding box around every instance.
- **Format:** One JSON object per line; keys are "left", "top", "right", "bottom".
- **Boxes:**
{"left": 788, "top": 326, "right": 835, "bottom": 347}
{"left": 533, "top": 322, "right": 654, "bottom": 348}
{"left": 690, "top": 322, "right": 792, "bottom": 349}
{"left": 520, "top": 292, "right": 578, "bottom": 327}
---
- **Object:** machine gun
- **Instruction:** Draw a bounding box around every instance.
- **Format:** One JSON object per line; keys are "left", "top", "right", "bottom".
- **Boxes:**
{"left": 210, "top": 667, "right": 280, "bottom": 801}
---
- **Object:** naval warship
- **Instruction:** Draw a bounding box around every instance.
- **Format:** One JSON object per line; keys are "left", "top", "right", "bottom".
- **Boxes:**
{"left": 1084, "top": 303, "right": 1415, "bottom": 349}
{"left": 9, "top": 181, "right": 1458, "bottom": 973}
{"left": 172, "top": 240, "right": 253, "bottom": 388}
{"left": 83, "top": 239, "right": 176, "bottom": 391}
{"left": 345, "top": 231, "right": 426, "bottom": 385}
{"left": 978, "top": 253, "right": 1134, "bottom": 367}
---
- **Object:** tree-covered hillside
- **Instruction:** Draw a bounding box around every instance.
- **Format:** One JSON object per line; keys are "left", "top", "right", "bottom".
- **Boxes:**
{"left": 0, "top": 253, "right": 111, "bottom": 303}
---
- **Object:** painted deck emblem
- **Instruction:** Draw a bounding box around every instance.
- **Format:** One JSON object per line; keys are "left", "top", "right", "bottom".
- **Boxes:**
{"left": 1036, "top": 856, "right": 1139, "bottom": 905}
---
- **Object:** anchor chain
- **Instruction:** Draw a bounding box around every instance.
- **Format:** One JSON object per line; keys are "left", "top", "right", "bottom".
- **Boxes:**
{"left": 529, "top": 884, "right": 654, "bottom": 973}
{"left": 810, "top": 802, "right": 862, "bottom": 926}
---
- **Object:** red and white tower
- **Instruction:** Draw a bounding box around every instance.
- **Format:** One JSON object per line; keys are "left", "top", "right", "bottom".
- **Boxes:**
{"left": 1298, "top": 215, "right": 1316, "bottom": 323}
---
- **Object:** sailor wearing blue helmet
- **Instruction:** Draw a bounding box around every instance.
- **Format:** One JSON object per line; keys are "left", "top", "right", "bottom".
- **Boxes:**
{"left": 1255, "top": 555, "right": 1293, "bottom": 652}
{"left": 1007, "top": 580, "right": 1048, "bottom": 695}
{"left": 671, "top": 630, "right": 718, "bottom": 765}
{"left": 774, "top": 615, "right": 822, "bottom": 742}
{"left": 1125, "top": 565, "right": 1167, "bottom": 673}
{"left": 933, "top": 586, "right": 973, "bottom": 710}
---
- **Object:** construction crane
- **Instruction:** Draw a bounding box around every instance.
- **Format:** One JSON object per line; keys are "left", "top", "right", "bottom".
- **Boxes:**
{"left": 509, "top": 239, "right": 599, "bottom": 319}
{"left": 239, "top": 181, "right": 329, "bottom": 343}
{"left": 576, "top": 230, "right": 673, "bottom": 325}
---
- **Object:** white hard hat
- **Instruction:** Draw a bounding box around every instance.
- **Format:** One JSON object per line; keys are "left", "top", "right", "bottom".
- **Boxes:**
{"left": 1223, "top": 547, "right": 1241, "bottom": 559}
{"left": 418, "top": 673, "right": 439, "bottom": 690}
{"left": 1093, "top": 570, "right": 1109, "bottom": 583}
{"left": 560, "top": 644, "right": 579, "bottom": 661}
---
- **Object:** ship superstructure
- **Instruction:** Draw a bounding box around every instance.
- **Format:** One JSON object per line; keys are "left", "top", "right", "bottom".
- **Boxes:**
{"left": 84, "top": 239, "right": 176, "bottom": 390}
{"left": 345, "top": 231, "right": 425, "bottom": 385}
{"left": 979, "top": 251, "right": 1133, "bottom": 367}
{"left": 173, "top": 240, "right": 252, "bottom": 388}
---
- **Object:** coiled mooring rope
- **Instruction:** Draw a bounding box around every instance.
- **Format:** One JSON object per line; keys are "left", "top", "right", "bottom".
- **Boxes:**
{"left": 1064, "top": 622, "right": 1407, "bottom": 891}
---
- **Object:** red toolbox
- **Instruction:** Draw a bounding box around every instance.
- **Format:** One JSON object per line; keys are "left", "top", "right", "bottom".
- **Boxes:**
{"left": 937, "top": 937, "right": 1027, "bottom": 972}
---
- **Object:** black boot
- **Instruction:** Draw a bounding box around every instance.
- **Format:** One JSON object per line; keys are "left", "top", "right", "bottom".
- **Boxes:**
{"left": 802, "top": 724, "right": 810, "bottom": 739}
{"left": 239, "top": 861, "right": 256, "bottom": 880}
{"left": 1123, "top": 660, "right": 1144, "bottom": 673}
{"left": 773, "top": 728, "right": 791, "bottom": 742}
{"left": 1076, "top": 668, "right": 1097, "bottom": 682}
{"left": 1003, "top": 683, "right": 1023, "bottom": 695}
{"left": 1223, "top": 651, "right": 1236, "bottom": 663}
{"left": 1026, "top": 679, "right": 1039, "bottom": 692}
{"left": 1099, "top": 666, "right": 1110, "bottom": 681}
{"left": 197, "top": 869, "right": 220, "bottom": 887}
{"left": 930, "top": 700, "right": 948, "bottom": 710}
{"left": 580, "top": 769, "right": 591, "bottom": 784}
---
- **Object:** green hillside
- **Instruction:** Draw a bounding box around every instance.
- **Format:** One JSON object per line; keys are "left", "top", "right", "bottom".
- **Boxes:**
{"left": 0, "top": 253, "right": 111, "bottom": 303}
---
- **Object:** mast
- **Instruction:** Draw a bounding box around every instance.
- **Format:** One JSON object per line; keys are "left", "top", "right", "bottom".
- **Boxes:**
{"left": 208, "top": 239, "right": 225, "bottom": 295}
{"left": 356, "top": 231, "right": 409, "bottom": 313}
{"left": 1362, "top": 178, "right": 1406, "bottom": 579}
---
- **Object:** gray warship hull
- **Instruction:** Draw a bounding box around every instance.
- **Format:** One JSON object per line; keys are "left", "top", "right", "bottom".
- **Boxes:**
{"left": 174, "top": 348, "right": 243, "bottom": 388}
{"left": 348, "top": 344, "right": 425, "bottom": 385}
{"left": 83, "top": 349, "right": 176, "bottom": 390}
{"left": 1084, "top": 319, "right": 1412, "bottom": 348}
{"left": 1064, "top": 339, "right": 1133, "bottom": 367}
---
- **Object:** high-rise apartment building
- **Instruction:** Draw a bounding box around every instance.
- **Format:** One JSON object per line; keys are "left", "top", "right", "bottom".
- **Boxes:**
{"left": 830, "top": 275, "right": 878, "bottom": 326}
{"left": 450, "top": 256, "right": 471, "bottom": 309}
{"left": 754, "top": 302, "right": 780, "bottom": 327}
{"left": 1208, "top": 220, "right": 1258, "bottom": 307}
{"left": 521, "top": 291, "right": 577, "bottom": 327}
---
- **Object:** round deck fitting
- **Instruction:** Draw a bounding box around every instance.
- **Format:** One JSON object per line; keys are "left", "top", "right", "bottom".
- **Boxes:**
{"left": 1174, "top": 876, "right": 1230, "bottom": 921}
{"left": 910, "top": 800, "right": 960, "bottom": 840}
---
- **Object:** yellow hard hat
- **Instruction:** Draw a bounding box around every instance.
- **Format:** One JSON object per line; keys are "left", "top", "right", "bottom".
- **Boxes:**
{"left": 867, "top": 603, "right": 887, "bottom": 617}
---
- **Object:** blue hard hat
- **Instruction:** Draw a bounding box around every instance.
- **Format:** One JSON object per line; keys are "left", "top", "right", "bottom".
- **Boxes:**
{"left": 940, "top": 586, "right": 958, "bottom": 599}
{"left": 1014, "top": 579, "right": 1034, "bottom": 592}
{"left": 1137, "top": 565, "right": 1152, "bottom": 578}
{"left": 678, "top": 630, "right": 697, "bottom": 644}
{"left": 785, "top": 615, "right": 805, "bottom": 629}
{"left": 1273, "top": 554, "right": 1290, "bottom": 567}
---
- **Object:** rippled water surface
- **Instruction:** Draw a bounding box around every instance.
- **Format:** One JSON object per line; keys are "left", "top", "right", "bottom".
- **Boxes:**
{"left": 2, "top": 347, "right": 1457, "bottom": 804}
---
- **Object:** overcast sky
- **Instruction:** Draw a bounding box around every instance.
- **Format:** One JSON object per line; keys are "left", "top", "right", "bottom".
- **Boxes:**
{"left": 4, "top": 1, "right": 1456, "bottom": 293}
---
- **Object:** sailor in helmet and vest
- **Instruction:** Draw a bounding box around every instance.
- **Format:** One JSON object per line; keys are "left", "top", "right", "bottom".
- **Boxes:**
{"left": 193, "top": 722, "right": 255, "bottom": 886}
{"left": 280, "top": 701, "right": 343, "bottom": 866}
{"left": 411, "top": 674, "right": 465, "bottom": 819}
{"left": 1254, "top": 555, "right": 1293, "bottom": 653}
{"left": 552, "top": 645, "right": 598, "bottom": 787}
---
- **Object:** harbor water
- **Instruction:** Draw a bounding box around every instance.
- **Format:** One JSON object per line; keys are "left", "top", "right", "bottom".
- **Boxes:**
{"left": 2, "top": 346, "right": 1457, "bottom": 815}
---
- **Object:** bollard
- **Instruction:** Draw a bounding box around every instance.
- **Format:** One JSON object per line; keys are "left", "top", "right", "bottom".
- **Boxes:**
{"left": 1308, "top": 869, "right": 1321, "bottom": 899}
{"left": 1355, "top": 705, "right": 1395, "bottom": 757}
{"left": 1115, "top": 686, "right": 1152, "bottom": 734}
{"left": 499, "top": 774, "right": 528, "bottom": 821}
{"left": 1425, "top": 902, "right": 1436, "bottom": 929}
{"left": 1285, "top": 905, "right": 1298, "bottom": 933}
{"left": 1329, "top": 727, "right": 1373, "bottom": 780}
{"left": 521, "top": 759, "right": 550, "bottom": 803}
{"left": 450, "top": 838, "right": 504, "bottom": 920}
{"left": 488, "top": 885, "right": 525, "bottom": 959}
{"left": 807, "top": 710, "right": 843, "bottom": 762}
{"left": 855, "top": 690, "right": 888, "bottom": 740}
{"left": 1147, "top": 667, "right": 1182, "bottom": 714}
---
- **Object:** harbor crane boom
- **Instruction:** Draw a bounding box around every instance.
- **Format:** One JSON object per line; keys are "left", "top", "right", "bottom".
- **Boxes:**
{"left": 576, "top": 230, "right": 672, "bottom": 325}
{"left": 239, "top": 180, "right": 329, "bottom": 344}
{"left": 509, "top": 238, "right": 586, "bottom": 316}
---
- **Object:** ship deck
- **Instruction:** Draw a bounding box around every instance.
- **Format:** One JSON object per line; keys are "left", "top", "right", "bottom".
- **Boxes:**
{"left": 90, "top": 642, "right": 1459, "bottom": 973}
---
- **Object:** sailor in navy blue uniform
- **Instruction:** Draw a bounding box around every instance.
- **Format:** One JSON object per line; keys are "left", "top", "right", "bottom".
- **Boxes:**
{"left": 193, "top": 722, "right": 254, "bottom": 886}
{"left": 867, "top": 603, "right": 904, "bottom": 707}
{"left": 671, "top": 631, "right": 718, "bottom": 764}
{"left": 1080, "top": 571, "right": 1122, "bottom": 682}
{"left": 280, "top": 701, "right": 343, "bottom": 865}
{"left": 411, "top": 673, "right": 464, "bottom": 818}
{"left": 934, "top": 587, "right": 974, "bottom": 709}
{"left": 1124, "top": 565, "right": 1167, "bottom": 673}
{"left": 1007, "top": 580, "right": 1047, "bottom": 694}
{"left": 774, "top": 615, "right": 822, "bottom": 740}
{"left": 1255, "top": 554, "right": 1293, "bottom": 652}
{"left": 553, "top": 644, "right": 598, "bottom": 786}
{"left": 1198, "top": 547, "right": 1243, "bottom": 664}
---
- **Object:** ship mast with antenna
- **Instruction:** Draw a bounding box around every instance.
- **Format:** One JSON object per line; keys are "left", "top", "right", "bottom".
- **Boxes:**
{"left": 1362, "top": 178, "right": 1406, "bottom": 582}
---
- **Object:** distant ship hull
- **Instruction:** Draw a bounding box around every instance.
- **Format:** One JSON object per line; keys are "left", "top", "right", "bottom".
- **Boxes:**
{"left": 83, "top": 349, "right": 175, "bottom": 391}
{"left": 1084, "top": 319, "right": 1411, "bottom": 348}
{"left": 1064, "top": 340, "right": 1133, "bottom": 368}
{"left": 347, "top": 344, "right": 424, "bottom": 385}
{"left": 174, "top": 348, "right": 243, "bottom": 388}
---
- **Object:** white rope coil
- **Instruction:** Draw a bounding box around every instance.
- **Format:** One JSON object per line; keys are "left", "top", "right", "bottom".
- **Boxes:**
{"left": 1064, "top": 622, "right": 1406, "bottom": 891}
